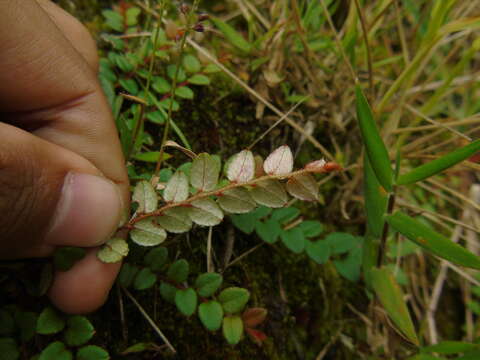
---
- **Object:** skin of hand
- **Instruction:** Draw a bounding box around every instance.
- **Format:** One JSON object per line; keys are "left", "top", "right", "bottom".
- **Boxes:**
{"left": 0, "top": 0, "right": 130, "bottom": 313}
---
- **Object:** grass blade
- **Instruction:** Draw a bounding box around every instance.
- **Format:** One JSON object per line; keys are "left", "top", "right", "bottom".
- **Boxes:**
{"left": 386, "top": 211, "right": 480, "bottom": 269}
{"left": 355, "top": 85, "right": 393, "bottom": 191}
{"left": 364, "top": 154, "right": 388, "bottom": 237}
{"left": 210, "top": 18, "right": 252, "bottom": 54}
{"left": 397, "top": 140, "right": 480, "bottom": 185}
{"left": 371, "top": 267, "right": 419, "bottom": 345}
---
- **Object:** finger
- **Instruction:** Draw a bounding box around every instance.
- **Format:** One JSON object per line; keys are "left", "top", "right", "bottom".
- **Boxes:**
{"left": 49, "top": 248, "right": 121, "bottom": 314}
{"left": 0, "top": 122, "right": 124, "bottom": 258}
{"left": 36, "top": 0, "right": 99, "bottom": 71}
{"left": 0, "top": 0, "right": 129, "bottom": 207}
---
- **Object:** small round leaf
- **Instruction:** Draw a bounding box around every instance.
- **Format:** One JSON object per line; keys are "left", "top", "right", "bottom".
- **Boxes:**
{"left": 64, "top": 316, "right": 94, "bottom": 347}
{"left": 175, "top": 288, "right": 198, "bottom": 316}
{"left": 167, "top": 259, "right": 189, "bottom": 283}
{"left": 39, "top": 341, "right": 72, "bottom": 360}
{"left": 97, "top": 238, "right": 129, "bottom": 263}
{"left": 77, "top": 345, "right": 110, "bottom": 360}
{"left": 218, "top": 287, "right": 250, "bottom": 314}
{"left": 133, "top": 268, "right": 157, "bottom": 290}
{"left": 37, "top": 307, "right": 65, "bottom": 335}
{"left": 222, "top": 316, "right": 243, "bottom": 345}
{"left": 195, "top": 273, "right": 223, "bottom": 297}
{"left": 130, "top": 220, "right": 167, "bottom": 246}
{"left": 198, "top": 301, "right": 223, "bottom": 331}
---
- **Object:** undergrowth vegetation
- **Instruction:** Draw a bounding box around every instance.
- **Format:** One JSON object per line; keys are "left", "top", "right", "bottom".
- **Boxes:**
{"left": 2, "top": 0, "right": 480, "bottom": 359}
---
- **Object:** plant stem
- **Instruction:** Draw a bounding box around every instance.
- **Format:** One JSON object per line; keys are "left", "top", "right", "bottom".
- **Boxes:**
{"left": 353, "top": 0, "right": 374, "bottom": 98}
{"left": 376, "top": 189, "right": 396, "bottom": 267}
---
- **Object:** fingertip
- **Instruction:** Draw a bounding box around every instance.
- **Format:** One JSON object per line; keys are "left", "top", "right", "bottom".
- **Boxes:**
{"left": 48, "top": 249, "right": 121, "bottom": 314}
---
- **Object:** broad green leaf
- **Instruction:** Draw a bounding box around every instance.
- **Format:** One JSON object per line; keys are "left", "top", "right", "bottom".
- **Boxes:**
{"left": 306, "top": 240, "right": 331, "bottom": 264}
{"left": 121, "top": 342, "right": 158, "bottom": 354}
{"left": 456, "top": 351, "right": 480, "bottom": 360}
{"left": 298, "top": 220, "right": 323, "bottom": 238}
{"left": 167, "top": 64, "right": 187, "bottom": 82}
{"left": 371, "top": 267, "right": 419, "bottom": 345}
{"left": 175, "top": 86, "right": 194, "bottom": 99}
{"left": 199, "top": 301, "right": 223, "bottom": 331}
{"left": 183, "top": 54, "right": 201, "bottom": 73}
{"left": 362, "top": 235, "right": 378, "bottom": 288}
{"left": 364, "top": 154, "right": 388, "bottom": 237}
{"left": 333, "top": 245, "right": 363, "bottom": 282}
{"left": 159, "top": 282, "right": 177, "bottom": 303}
{"left": 219, "top": 287, "right": 250, "bottom": 314}
{"left": 189, "top": 74, "right": 210, "bottom": 85}
{"left": 218, "top": 188, "right": 256, "bottom": 214}
{"left": 39, "top": 341, "right": 72, "bottom": 360}
{"left": 133, "top": 150, "right": 171, "bottom": 161}
{"left": 222, "top": 316, "right": 244, "bottom": 345}
{"left": 227, "top": 150, "right": 255, "bottom": 183}
{"left": 53, "top": 247, "right": 86, "bottom": 272}
{"left": 271, "top": 207, "right": 300, "bottom": 224}
{"left": 280, "top": 227, "right": 305, "bottom": 254}
{"left": 167, "top": 259, "right": 189, "bottom": 283}
{"left": 76, "top": 346, "right": 110, "bottom": 360}
{"left": 190, "top": 153, "right": 220, "bottom": 191}
{"left": 152, "top": 77, "right": 171, "bottom": 94}
{"left": 119, "top": 78, "right": 139, "bottom": 95}
{"left": 189, "top": 198, "right": 224, "bottom": 226}
{"left": 156, "top": 208, "right": 192, "bottom": 233}
{"left": 421, "top": 341, "right": 480, "bottom": 355}
{"left": 133, "top": 268, "right": 157, "bottom": 290}
{"left": 117, "top": 263, "right": 139, "bottom": 288}
{"left": 102, "top": 10, "right": 124, "bottom": 32}
{"left": 64, "top": 316, "right": 94, "bottom": 347}
{"left": 0, "top": 338, "right": 19, "bottom": 360}
{"left": 211, "top": 18, "right": 252, "bottom": 53}
{"left": 286, "top": 173, "right": 318, "bottom": 201}
{"left": 255, "top": 219, "right": 281, "bottom": 244}
{"left": 326, "top": 232, "right": 358, "bottom": 254}
{"left": 164, "top": 171, "right": 189, "bottom": 203}
{"left": 264, "top": 145, "right": 293, "bottom": 175}
{"left": 231, "top": 212, "right": 256, "bottom": 234}
{"left": 204, "top": 64, "right": 221, "bottom": 73}
{"left": 97, "top": 238, "right": 129, "bottom": 263}
{"left": 125, "top": 6, "right": 141, "bottom": 26}
{"left": 386, "top": 211, "right": 480, "bottom": 269}
{"left": 133, "top": 180, "right": 158, "bottom": 213}
{"left": 195, "top": 273, "right": 223, "bottom": 297}
{"left": 250, "top": 179, "right": 288, "bottom": 208}
{"left": 175, "top": 288, "right": 198, "bottom": 316}
{"left": 130, "top": 219, "right": 167, "bottom": 246}
{"left": 144, "top": 247, "right": 168, "bottom": 272}
{"left": 397, "top": 140, "right": 480, "bottom": 185}
{"left": 37, "top": 307, "right": 65, "bottom": 335}
{"left": 355, "top": 85, "right": 393, "bottom": 191}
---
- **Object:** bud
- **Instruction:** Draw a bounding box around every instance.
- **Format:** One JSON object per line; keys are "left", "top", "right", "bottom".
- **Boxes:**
{"left": 180, "top": 3, "right": 190, "bottom": 14}
{"left": 193, "top": 23, "right": 205, "bottom": 33}
{"left": 198, "top": 13, "right": 210, "bottom": 21}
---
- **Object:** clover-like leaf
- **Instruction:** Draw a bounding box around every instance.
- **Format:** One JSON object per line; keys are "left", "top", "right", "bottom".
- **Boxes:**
{"left": 280, "top": 227, "right": 306, "bottom": 254}
{"left": 218, "top": 287, "right": 250, "bottom": 314}
{"left": 175, "top": 288, "right": 198, "bottom": 316}
{"left": 190, "top": 153, "right": 220, "bottom": 191}
{"left": 264, "top": 145, "right": 293, "bottom": 175}
{"left": 199, "top": 301, "right": 224, "bottom": 331}
{"left": 39, "top": 341, "right": 72, "bottom": 360}
{"left": 156, "top": 208, "right": 192, "bottom": 233}
{"left": 195, "top": 273, "right": 223, "bottom": 297}
{"left": 159, "top": 282, "right": 177, "bottom": 303}
{"left": 250, "top": 179, "right": 288, "bottom": 208}
{"left": 133, "top": 268, "right": 157, "bottom": 290}
{"left": 286, "top": 173, "right": 318, "bottom": 201}
{"left": 305, "top": 240, "right": 331, "bottom": 264}
{"left": 133, "top": 180, "right": 158, "bottom": 213}
{"left": 37, "top": 307, "right": 65, "bottom": 335}
{"left": 227, "top": 150, "right": 255, "bottom": 183}
{"left": 163, "top": 171, "right": 189, "bottom": 203}
{"left": 255, "top": 220, "right": 281, "bottom": 244}
{"left": 76, "top": 345, "right": 110, "bottom": 360}
{"left": 130, "top": 219, "right": 167, "bottom": 246}
{"left": 64, "top": 316, "right": 94, "bottom": 347}
{"left": 218, "top": 188, "right": 256, "bottom": 214}
{"left": 222, "top": 316, "right": 244, "bottom": 345}
{"left": 189, "top": 198, "right": 224, "bottom": 226}
{"left": 117, "top": 263, "right": 139, "bottom": 288}
{"left": 144, "top": 247, "right": 168, "bottom": 272}
{"left": 97, "top": 238, "right": 129, "bottom": 263}
{"left": 167, "top": 259, "right": 189, "bottom": 283}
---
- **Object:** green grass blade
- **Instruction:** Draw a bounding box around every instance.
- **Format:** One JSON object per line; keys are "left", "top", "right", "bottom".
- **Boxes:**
{"left": 210, "top": 18, "right": 252, "bottom": 54}
{"left": 364, "top": 154, "right": 388, "bottom": 237}
{"left": 371, "top": 267, "right": 419, "bottom": 345}
{"left": 355, "top": 85, "right": 393, "bottom": 191}
{"left": 397, "top": 140, "right": 480, "bottom": 185}
{"left": 386, "top": 211, "right": 480, "bottom": 269}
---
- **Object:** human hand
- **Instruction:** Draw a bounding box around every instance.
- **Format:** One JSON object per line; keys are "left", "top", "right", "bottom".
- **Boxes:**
{"left": 0, "top": 0, "right": 129, "bottom": 313}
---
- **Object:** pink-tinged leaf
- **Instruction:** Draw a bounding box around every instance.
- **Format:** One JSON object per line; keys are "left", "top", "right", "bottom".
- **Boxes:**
{"left": 305, "top": 159, "right": 326, "bottom": 172}
{"left": 242, "top": 308, "right": 267, "bottom": 328}
{"left": 286, "top": 173, "right": 318, "bottom": 201}
{"left": 227, "top": 150, "right": 255, "bottom": 183}
{"left": 246, "top": 328, "right": 267, "bottom": 345}
{"left": 263, "top": 145, "right": 293, "bottom": 175}
{"left": 163, "top": 171, "right": 189, "bottom": 203}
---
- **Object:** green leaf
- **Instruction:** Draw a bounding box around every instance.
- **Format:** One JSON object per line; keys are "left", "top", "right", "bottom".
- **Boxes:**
{"left": 76, "top": 345, "right": 110, "bottom": 360}
{"left": 133, "top": 180, "right": 158, "bottom": 213}
{"left": 175, "top": 86, "right": 194, "bottom": 99}
{"left": 355, "top": 85, "right": 393, "bottom": 191}
{"left": 0, "top": 338, "right": 19, "bottom": 360}
{"left": 218, "top": 188, "right": 256, "bottom": 214}
{"left": 199, "top": 301, "right": 224, "bottom": 331}
{"left": 271, "top": 207, "right": 300, "bottom": 224}
{"left": 286, "top": 173, "right": 319, "bottom": 201}
{"left": 102, "top": 10, "right": 124, "bottom": 32}
{"left": 119, "top": 78, "right": 139, "bottom": 95}
{"left": 222, "top": 316, "right": 244, "bottom": 345}
{"left": 371, "top": 267, "right": 419, "bottom": 345}
{"left": 250, "top": 180, "right": 288, "bottom": 208}
{"left": 195, "top": 273, "right": 223, "bottom": 297}
{"left": 117, "top": 263, "right": 139, "bottom": 288}
{"left": 190, "top": 153, "right": 220, "bottom": 191}
{"left": 97, "top": 238, "right": 129, "bottom": 263}
{"left": 231, "top": 212, "right": 256, "bottom": 234}
{"left": 167, "top": 259, "right": 189, "bottom": 283}
{"left": 397, "top": 140, "right": 480, "bottom": 185}
{"left": 306, "top": 240, "right": 331, "bottom": 264}
{"left": 188, "top": 74, "right": 210, "bottom": 85}
{"left": 64, "top": 316, "right": 94, "bottom": 347}
{"left": 255, "top": 219, "right": 281, "bottom": 244}
{"left": 298, "top": 220, "right": 324, "bottom": 238}
{"left": 130, "top": 219, "right": 167, "bottom": 246}
{"left": 159, "top": 282, "right": 177, "bottom": 303}
{"left": 152, "top": 77, "right": 171, "bottom": 94}
{"left": 364, "top": 154, "right": 388, "bottom": 237}
{"left": 133, "top": 151, "right": 171, "bottom": 162}
{"left": 164, "top": 171, "right": 189, "bottom": 203}
{"left": 333, "top": 245, "right": 363, "bottom": 282}
{"left": 156, "top": 208, "right": 192, "bottom": 233}
{"left": 219, "top": 287, "right": 250, "bottom": 314}
{"left": 133, "top": 268, "right": 157, "bottom": 290}
{"left": 146, "top": 111, "right": 166, "bottom": 124}
{"left": 125, "top": 7, "right": 141, "bottom": 26}
{"left": 144, "top": 247, "right": 168, "bottom": 272}
{"left": 204, "top": 64, "right": 221, "bottom": 73}
{"left": 37, "top": 307, "right": 65, "bottom": 335}
{"left": 53, "top": 247, "right": 86, "bottom": 272}
{"left": 189, "top": 198, "right": 224, "bottom": 226}
{"left": 211, "top": 18, "right": 252, "bottom": 53}
{"left": 175, "top": 288, "right": 198, "bottom": 316}
{"left": 326, "top": 232, "right": 358, "bottom": 254}
{"left": 167, "top": 64, "right": 187, "bottom": 82}
{"left": 183, "top": 54, "right": 202, "bottom": 73}
{"left": 421, "top": 341, "right": 480, "bottom": 355}
{"left": 386, "top": 211, "right": 480, "bottom": 269}
{"left": 39, "top": 341, "right": 72, "bottom": 360}
{"left": 280, "top": 227, "right": 306, "bottom": 254}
